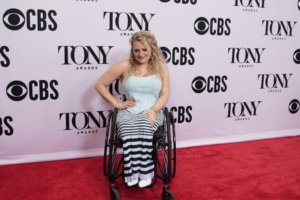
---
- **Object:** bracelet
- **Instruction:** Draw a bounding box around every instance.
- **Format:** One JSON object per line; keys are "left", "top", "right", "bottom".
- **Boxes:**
{"left": 150, "top": 106, "right": 159, "bottom": 114}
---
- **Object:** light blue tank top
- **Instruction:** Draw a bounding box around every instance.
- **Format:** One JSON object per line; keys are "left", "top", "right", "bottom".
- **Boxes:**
{"left": 122, "top": 74, "right": 162, "bottom": 114}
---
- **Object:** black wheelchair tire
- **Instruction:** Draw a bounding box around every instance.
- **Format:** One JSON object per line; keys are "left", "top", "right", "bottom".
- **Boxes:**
{"left": 103, "top": 110, "right": 113, "bottom": 176}
{"left": 169, "top": 111, "right": 176, "bottom": 178}
{"left": 110, "top": 186, "right": 120, "bottom": 200}
{"left": 107, "top": 109, "right": 118, "bottom": 180}
{"left": 161, "top": 188, "right": 175, "bottom": 200}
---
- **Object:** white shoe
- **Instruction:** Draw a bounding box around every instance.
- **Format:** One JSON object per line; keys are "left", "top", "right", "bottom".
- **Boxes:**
{"left": 138, "top": 179, "right": 152, "bottom": 188}
{"left": 127, "top": 179, "right": 138, "bottom": 187}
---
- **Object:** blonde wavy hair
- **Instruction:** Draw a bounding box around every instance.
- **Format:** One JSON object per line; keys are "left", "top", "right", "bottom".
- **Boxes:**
{"left": 126, "top": 31, "right": 165, "bottom": 78}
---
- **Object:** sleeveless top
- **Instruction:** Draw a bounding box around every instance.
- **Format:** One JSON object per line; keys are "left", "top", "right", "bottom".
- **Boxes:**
{"left": 122, "top": 74, "right": 162, "bottom": 114}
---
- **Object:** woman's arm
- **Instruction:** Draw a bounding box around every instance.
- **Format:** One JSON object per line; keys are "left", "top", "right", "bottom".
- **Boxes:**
{"left": 146, "top": 63, "right": 170, "bottom": 126}
{"left": 151, "top": 63, "right": 170, "bottom": 112}
{"left": 95, "top": 60, "right": 135, "bottom": 109}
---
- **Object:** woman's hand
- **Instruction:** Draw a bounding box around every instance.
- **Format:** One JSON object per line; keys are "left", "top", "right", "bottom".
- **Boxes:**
{"left": 144, "top": 109, "right": 156, "bottom": 126}
{"left": 115, "top": 99, "right": 136, "bottom": 110}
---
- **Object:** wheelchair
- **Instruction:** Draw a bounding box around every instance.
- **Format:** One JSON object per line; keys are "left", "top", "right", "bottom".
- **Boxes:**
{"left": 103, "top": 107, "right": 176, "bottom": 200}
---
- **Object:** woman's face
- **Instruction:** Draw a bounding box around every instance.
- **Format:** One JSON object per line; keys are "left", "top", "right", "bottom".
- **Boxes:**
{"left": 132, "top": 41, "right": 151, "bottom": 65}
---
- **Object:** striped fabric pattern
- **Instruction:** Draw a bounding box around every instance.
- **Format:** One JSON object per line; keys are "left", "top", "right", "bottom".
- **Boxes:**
{"left": 116, "top": 109, "right": 164, "bottom": 183}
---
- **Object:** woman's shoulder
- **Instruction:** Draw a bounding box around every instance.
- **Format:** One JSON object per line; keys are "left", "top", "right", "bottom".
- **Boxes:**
{"left": 111, "top": 59, "right": 130, "bottom": 80}
{"left": 113, "top": 59, "right": 130, "bottom": 72}
{"left": 115, "top": 59, "right": 130, "bottom": 67}
{"left": 111, "top": 59, "right": 130, "bottom": 71}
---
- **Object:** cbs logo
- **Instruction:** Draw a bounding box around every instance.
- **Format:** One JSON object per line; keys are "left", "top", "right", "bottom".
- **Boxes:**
{"left": 192, "top": 76, "right": 227, "bottom": 93}
{"left": 194, "top": 17, "right": 231, "bottom": 36}
{"left": 2, "top": 8, "right": 57, "bottom": 31}
{"left": 160, "top": 47, "right": 195, "bottom": 65}
{"left": 6, "top": 80, "right": 59, "bottom": 101}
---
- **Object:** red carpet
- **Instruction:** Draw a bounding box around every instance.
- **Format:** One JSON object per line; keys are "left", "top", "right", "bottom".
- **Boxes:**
{"left": 1, "top": 136, "right": 300, "bottom": 200}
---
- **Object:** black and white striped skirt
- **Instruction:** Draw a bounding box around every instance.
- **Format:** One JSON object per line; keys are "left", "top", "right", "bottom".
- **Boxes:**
{"left": 116, "top": 109, "right": 164, "bottom": 183}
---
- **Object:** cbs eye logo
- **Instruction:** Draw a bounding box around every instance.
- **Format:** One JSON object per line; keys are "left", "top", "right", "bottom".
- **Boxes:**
{"left": 2, "top": 8, "right": 25, "bottom": 30}
{"left": 191, "top": 76, "right": 207, "bottom": 93}
{"left": 160, "top": 47, "right": 171, "bottom": 63}
{"left": 2, "top": 8, "right": 57, "bottom": 31}
{"left": 289, "top": 99, "right": 299, "bottom": 114}
{"left": 6, "top": 81, "right": 27, "bottom": 101}
{"left": 194, "top": 17, "right": 209, "bottom": 35}
{"left": 293, "top": 49, "right": 300, "bottom": 64}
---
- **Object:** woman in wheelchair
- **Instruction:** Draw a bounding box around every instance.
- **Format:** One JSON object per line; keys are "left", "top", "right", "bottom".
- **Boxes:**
{"left": 96, "top": 31, "right": 170, "bottom": 188}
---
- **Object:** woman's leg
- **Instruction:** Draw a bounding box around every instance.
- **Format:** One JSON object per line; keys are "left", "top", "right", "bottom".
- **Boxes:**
{"left": 117, "top": 110, "right": 163, "bottom": 186}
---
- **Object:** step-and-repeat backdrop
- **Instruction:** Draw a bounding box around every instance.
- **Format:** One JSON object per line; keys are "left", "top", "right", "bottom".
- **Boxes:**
{"left": 1, "top": 0, "right": 300, "bottom": 165}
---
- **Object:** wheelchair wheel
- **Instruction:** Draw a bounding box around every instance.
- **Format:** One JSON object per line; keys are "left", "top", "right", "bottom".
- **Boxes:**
{"left": 154, "top": 108, "right": 173, "bottom": 183}
{"left": 110, "top": 186, "right": 120, "bottom": 200}
{"left": 161, "top": 186, "right": 175, "bottom": 200}
{"left": 163, "top": 108, "right": 177, "bottom": 180}
{"left": 164, "top": 108, "right": 173, "bottom": 182}
{"left": 107, "top": 109, "right": 123, "bottom": 183}
{"left": 103, "top": 110, "right": 113, "bottom": 176}
{"left": 169, "top": 111, "right": 176, "bottom": 178}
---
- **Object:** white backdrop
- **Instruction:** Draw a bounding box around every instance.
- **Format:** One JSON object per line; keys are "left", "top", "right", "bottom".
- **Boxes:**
{"left": 1, "top": 0, "right": 300, "bottom": 165}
